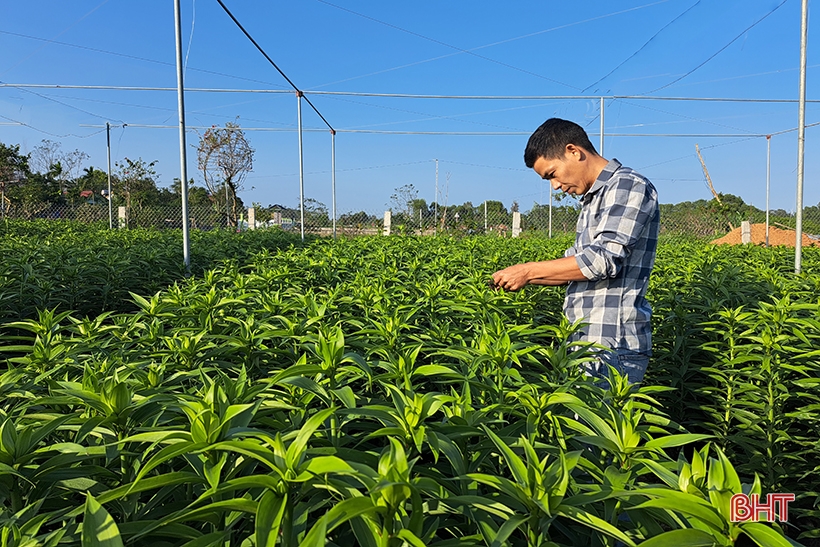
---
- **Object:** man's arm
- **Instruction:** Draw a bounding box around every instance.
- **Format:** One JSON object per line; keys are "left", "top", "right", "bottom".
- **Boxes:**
{"left": 491, "top": 256, "right": 588, "bottom": 290}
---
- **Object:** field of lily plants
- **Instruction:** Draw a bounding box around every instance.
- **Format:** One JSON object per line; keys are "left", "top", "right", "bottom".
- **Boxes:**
{"left": 0, "top": 220, "right": 818, "bottom": 547}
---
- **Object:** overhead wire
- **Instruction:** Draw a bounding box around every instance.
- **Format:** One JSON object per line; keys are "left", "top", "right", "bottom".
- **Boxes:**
{"left": 643, "top": 0, "right": 789, "bottom": 95}
{"left": 0, "top": 30, "right": 290, "bottom": 89}
{"left": 310, "top": 0, "right": 670, "bottom": 90}
{"left": 0, "top": 113, "right": 104, "bottom": 139}
{"left": 582, "top": 0, "right": 701, "bottom": 93}
{"left": 0, "top": 79, "right": 126, "bottom": 124}
{"left": 214, "top": 0, "right": 334, "bottom": 131}
{"left": 0, "top": 0, "right": 110, "bottom": 78}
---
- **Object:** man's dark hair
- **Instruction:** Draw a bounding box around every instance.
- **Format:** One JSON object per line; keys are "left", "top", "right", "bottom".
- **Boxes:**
{"left": 524, "top": 118, "right": 598, "bottom": 167}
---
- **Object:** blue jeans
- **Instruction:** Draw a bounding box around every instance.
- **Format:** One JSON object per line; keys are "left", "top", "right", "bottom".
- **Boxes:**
{"left": 584, "top": 349, "right": 650, "bottom": 384}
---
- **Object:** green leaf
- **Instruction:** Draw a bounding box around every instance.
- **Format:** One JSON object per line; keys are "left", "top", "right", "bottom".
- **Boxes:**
{"left": 82, "top": 493, "right": 124, "bottom": 547}
{"left": 740, "top": 522, "right": 797, "bottom": 547}
{"left": 481, "top": 427, "right": 528, "bottom": 487}
{"left": 395, "top": 529, "right": 427, "bottom": 547}
{"left": 636, "top": 529, "right": 720, "bottom": 547}
{"left": 489, "top": 514, "right": 527, "bottom": 547}
{"left": 644, "top": 434, "right": 713, "bottom": 450}
{"left": 256, "top": 492, "right": 287, "bottom": 547}
{"left": 630, "top": 489, "right": 724, "bottom": 530}
{"left": 285, "top": 407, "right": 335, "bottom": 469}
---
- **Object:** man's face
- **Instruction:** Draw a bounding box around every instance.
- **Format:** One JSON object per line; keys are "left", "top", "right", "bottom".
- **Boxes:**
{"left": 532, "top": 147, "right": 593, "bottom": 196}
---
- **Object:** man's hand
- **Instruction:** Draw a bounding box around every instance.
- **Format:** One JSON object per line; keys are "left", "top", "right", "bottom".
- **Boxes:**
{"left": 491, "top": 263, "right": 532, "bottom": 291}
{"left": 491, "top": 257, "right": 589, "bottom": 290}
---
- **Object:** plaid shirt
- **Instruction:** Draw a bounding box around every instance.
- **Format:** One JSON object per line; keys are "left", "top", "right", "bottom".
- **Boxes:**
{"left": 564, "top": 159, "right": 659, "bottom": 354}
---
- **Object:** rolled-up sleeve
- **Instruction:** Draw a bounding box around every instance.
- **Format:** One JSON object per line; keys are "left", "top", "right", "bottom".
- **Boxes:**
{"left": 574, "top": 176, "right": 657, "bottom": 281}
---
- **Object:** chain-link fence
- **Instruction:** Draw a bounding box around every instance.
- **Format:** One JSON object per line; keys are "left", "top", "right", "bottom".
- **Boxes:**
{"left": 3, "top": 199, "right": 820, "bottom": 240}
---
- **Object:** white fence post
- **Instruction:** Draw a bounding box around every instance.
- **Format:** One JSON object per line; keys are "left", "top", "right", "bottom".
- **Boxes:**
{"left": 512, "top": 211, "right": 521, "bottom": 237}
{"left": 118, "top": 206, "right": 126, "bottom": 229}
{"left": 248, "top": 207, "right": 256, "bottom": 230}
{"left": 383, "top": 211, "right": 392, "bottom": 236}
{"left": 741, "top": 220, "right": 751, "bottom": 244}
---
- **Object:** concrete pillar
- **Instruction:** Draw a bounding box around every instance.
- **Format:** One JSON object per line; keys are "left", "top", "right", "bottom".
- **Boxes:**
{"left": 512, "top": 211, "right": 522, "bottom": 237}
{"left": 741, "top": 220, "right": 751, "bottom": 244}
{"left": 383, "top": 210, "right": 392, "bottom": 236}
{"left": 118, "top": 206, "right": 126, "bottom": 229}
{"left": 248, "top": 207, "right": 256, "bottom": 230}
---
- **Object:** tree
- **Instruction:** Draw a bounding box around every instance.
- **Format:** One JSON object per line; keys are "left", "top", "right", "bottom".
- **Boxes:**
{"left": 172, "top": 177, "right": 212, "bottom": 206}
{"left": 29, "top": 139, "right": 89, "bottom": 199}
{"left": 0, "top": 143, "right": 30, "bottom": 214}
{"left": 389, "top": 184, "right": 419, "bottom": 217}
{"left": 197, "top": 121, "right": 254, "bottom": 227}
{"left": 114, "top": 158, "right": 160, "bottom": 225}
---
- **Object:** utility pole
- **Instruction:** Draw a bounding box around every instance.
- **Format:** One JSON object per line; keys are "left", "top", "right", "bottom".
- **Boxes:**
{"left": 434, "top": 159, "right": 438, "bottom": 236}
{"left": 297, "top": 91, "right": 305, "bottom": 241}
{"left": 106, "top": 122, "right": 113, "bottom": 230}
{"left": 174, "top": 0, "right": 191, "bottom": 269}
{"left": 766, "top": 135, "right": 771, "bottom": 247}
{"left": 795, "top": 0, "right": 808, "bottom": 273}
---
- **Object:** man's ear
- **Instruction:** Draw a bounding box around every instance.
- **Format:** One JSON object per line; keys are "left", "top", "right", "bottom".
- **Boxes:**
{"left": 565, "top": 143, "right": 586, "bottom": 161}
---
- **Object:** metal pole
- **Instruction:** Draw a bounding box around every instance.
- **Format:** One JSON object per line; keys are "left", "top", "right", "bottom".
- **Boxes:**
{"left": 796, "top": 0, "right": 808, "bottom": 273}
{"left": 434, "top": 159, "right": 438, "bottom": 236}
{"left": 549, "top": 190, "right": 553, "bottom": 238}
{"left": 174, "top": 0, "right": 191, "bottom": 269}
{"left": 599, "top": 96, "right": 605, "bottom": 156}
{"left": 297, "top": 91, "right": 305, "bottom": 241}
{"left": 106, "top": 122, "right": 113, "bottom": 230}
{"left": 766, "top": 135, "right": 771, "bottom": 247}
{"left": 331, "top": 129, "right": 336, "bottom": 239}
{"left": 484, "top": 200, "right": 487, "bottom": 234}
{"left": 225, "top": 182, "right": 229, "bottom": 228}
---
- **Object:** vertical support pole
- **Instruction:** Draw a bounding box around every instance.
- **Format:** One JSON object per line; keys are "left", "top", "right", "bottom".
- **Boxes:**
{"left": 512, "top": 211, "right": 521, "bottom": 237}
{"left": 383, "top": 210, "right": 391, "bottom": 236}
{"left": 248, "top": 207, "right": 256, "bottom": 230}
{"left": 225, "top": 182, "right": 229, "bottom": 227}
{"left": 766, "top": 135, "right": 771, "bottom": 247}
{"left": 106, "top": 122, "right": 113, "bottom": 230}
{"left": 599, "top": 96, "right": 605, "bottom": 156}
{"left": 549, "top": 190, "right": 553, "bottom": 238}
{"left": 795, "top": 0, "right": 808, "bottom": 273}
{"left": 741, "top": 221, "right": 752, "bottom": 244}
{"left": 434, "top": 159, "right": 438, "bottom": 236}
{"left": 331, "top": 129, "right": 336, "bottom": 239}
{"left": 297, "top": 91, "right": 305, "bottom": 241}
{"left": 174, "top": 0, "right": 191, "bottom": 270}
{"left": 484, "top": 200, "right": 488, "bottom": 234}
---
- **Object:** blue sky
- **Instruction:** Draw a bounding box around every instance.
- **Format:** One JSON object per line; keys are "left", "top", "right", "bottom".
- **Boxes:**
{"left": 0, "top": 0, "right": 817, "bottom": 215}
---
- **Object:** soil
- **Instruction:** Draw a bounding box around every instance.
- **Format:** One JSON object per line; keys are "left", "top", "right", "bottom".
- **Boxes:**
{"left": 710, "top": 223, "right": 820, "bottom": 247}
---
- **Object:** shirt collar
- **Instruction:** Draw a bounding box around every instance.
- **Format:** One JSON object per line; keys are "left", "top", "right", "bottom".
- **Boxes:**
{"left": 583, "top": 158, "right": 622, "bottom": 198}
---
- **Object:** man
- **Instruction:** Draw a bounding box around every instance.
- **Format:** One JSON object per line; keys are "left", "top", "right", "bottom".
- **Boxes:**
{"left": 491, "top": 118, "right": 659, "bottom": 383}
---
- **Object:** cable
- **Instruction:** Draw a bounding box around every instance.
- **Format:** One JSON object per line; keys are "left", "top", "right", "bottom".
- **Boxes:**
{"left": 315, "top": 0, "right": 582, "bottom": 91}
{"left": 582, "top": 0, "right": 701, "bottom": 93}
{"left": 0, "top": 79, "right": 126, "bottom": 124}
{"left": 214, "top": 0, "right": 334, "bottom": 131}
{"left": 310, "top": 0, "right": 670, "bottom": 91}
{"left": 644, "top": 0, "right": 789, "bottom": 94}
{"left": 6, "top": 84, "right": 820, "bottom": 104}
{"left": 616, "top": 98, "right": 756, "bottom": 134}
{"left": 0, "top": 30, "right": 291, "bottom": 89}
{"left": 0, "top": 113, "right": 104, "bottom": 139}
{"left": 184, "top": 0, "right": 196, "bottom": 77}
{"left": 0, "top": 0, "right": 109, "bottom": 78}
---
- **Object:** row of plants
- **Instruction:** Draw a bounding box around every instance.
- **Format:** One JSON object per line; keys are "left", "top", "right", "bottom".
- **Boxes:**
{"left": 1, "top": 231, "right": 817, "bottom": 545}
{"left": 0, "top": 220, "right": 309, "bottom": 325}
{"left": 647, "top": 241, "right": 820, "bottom": 542}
